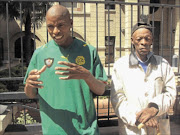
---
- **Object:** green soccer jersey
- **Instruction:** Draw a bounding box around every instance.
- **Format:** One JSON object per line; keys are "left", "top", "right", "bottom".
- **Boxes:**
{"left": 24, "top": 38, "right": 107, "bottom": 135}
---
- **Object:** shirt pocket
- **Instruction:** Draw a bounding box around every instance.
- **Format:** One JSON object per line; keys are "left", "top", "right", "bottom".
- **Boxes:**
{"left": 154, "top": 77, "right": 164, "bottom": 95}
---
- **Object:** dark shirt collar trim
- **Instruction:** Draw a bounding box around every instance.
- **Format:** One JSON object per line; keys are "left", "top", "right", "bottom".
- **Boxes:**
{"left": 129, "top": 51, "right": 157, "bottom": 66}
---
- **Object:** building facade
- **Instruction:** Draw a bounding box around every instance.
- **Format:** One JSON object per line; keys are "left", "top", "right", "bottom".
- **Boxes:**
{"left": 0, "top": 0, "right": 179, "bottom": 74}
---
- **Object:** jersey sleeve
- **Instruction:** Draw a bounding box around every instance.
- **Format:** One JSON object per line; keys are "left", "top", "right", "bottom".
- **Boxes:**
{"left": 92, "top": 49, "right": 108, "bottom": 83}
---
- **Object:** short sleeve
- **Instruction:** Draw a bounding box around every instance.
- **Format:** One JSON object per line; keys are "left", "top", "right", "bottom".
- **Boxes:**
{"left": 93, "top": 49, "right": 107, "bottom": 82}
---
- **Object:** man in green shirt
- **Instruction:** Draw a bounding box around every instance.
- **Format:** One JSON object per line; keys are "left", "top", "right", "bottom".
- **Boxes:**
{"left": 24, "top": 4, "right": 107, "bottom": 135}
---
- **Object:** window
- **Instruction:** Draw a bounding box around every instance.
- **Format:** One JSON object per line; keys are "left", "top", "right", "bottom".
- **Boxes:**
{"left": 105, "top": 0, "right": 115, "bottom": 10}
{"left": 105, "top": 36, "right": 115, "bottom": 64}
{"left": 60, "top": 2, "right": 77, "bottom": 8}
{"left": 150, "top": 21, "right": 160, "bottom": 55}
{"left": 150, "top": 0, "right": 160, "bottom": 14}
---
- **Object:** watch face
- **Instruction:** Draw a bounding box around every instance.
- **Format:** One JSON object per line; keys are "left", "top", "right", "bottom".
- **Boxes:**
{"left": 44, "top": 58, "right": 54, "bottom": 68}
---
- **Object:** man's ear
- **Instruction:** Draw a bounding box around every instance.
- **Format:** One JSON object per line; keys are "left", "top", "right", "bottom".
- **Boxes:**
{"left": 131, "top": 37, "right": 134, "bottom": 45}
{"left": 70, "top": 19, "right": 73, "bottom": 28}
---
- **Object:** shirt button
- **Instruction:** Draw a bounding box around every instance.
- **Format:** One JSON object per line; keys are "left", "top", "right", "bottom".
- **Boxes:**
{"left": 145, "top": 93, "right": 148, "bottom": 97}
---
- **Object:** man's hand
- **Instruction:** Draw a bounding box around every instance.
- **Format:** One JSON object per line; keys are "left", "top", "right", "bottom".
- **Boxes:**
{"left": 55, "top": 61, "right": 91, "bottom": 80}
{"left": 136, "top": 107, "right": 158, "bottom": 125}
{"left": 137, "top": 118, "right": 160, "bottom": 135}
{"left": 24, "top": 65, "right": 47, "bottom": 98}
{"left": 137, "top": 117, "right": 158, "bottom": 132}
{"left": 144, "top": 117, "right": 158, "bottom": 128}
{"left": 55, "top": 61, "right": 106, "bottom": 95}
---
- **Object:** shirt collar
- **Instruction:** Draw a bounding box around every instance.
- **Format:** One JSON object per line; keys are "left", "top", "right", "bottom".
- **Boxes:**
{"left": 136, "top": 52, "right": 153, "bottom": 63}
{"left": 129, "top": 51, "right": 157, "bottom": 66}
{"left": 53, "top": 37, "right": 76, "bottom": 50}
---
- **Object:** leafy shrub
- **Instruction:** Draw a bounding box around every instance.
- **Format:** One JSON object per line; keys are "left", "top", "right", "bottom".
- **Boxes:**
{"left": 0, "top": 64, "right": 27, "bottom": 92}
{"left": 15, "top": 110, "right": 38, "bottom": 124}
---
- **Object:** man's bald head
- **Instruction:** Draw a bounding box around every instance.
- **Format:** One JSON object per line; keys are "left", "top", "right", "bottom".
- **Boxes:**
{"left": 46, "top": 4, "right": 71, "bottom": 20}
{"left": 46, "top": 4, "right": 73, "bottom": 47}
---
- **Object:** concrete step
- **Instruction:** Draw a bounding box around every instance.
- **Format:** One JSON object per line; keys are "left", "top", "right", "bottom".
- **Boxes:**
{"left": 0, "top": 107, "right": 17, "bottom": 135}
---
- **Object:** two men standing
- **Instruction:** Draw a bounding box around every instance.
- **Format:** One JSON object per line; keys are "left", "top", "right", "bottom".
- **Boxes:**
{"left": 24, "top": 4, "right": 176, "bottom": 135}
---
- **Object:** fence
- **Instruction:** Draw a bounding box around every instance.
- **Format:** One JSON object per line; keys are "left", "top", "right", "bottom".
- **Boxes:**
{"left": 0, "top": 0, "right": 180, "bottom": 131}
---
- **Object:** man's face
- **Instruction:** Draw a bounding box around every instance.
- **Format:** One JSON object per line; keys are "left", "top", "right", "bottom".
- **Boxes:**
{"left": 46, "top": 15, "right": 72, "bottom": 47}
{"left": 131, "top": 28, "right": 153, "bottom": 60}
